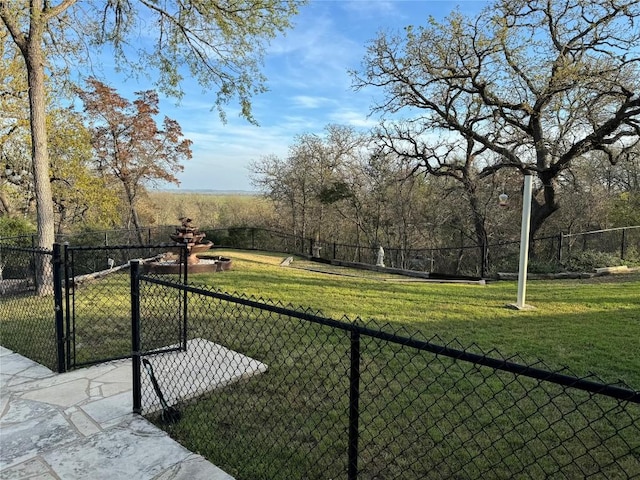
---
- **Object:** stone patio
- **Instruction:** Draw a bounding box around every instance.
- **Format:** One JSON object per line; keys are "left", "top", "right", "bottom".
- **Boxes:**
{"left": 0, "top": 341, "right": 265, "bottom": 479}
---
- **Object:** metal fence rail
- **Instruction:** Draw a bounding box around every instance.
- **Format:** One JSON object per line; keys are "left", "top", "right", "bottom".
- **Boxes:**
{"left": 2, "top": 241, "right": 639, "bottom": 479}
{"left": 561, "top": 226, "right": 640, "bottom": 263}
{"left": 131, "top": 268, "right": 640, "bottom": 480}
{"left": 207, "top": 225, "right": 640, "bottom": 276}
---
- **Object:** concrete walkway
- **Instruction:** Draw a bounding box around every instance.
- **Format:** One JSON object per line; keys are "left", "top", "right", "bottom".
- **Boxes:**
{"left": 0, "top": 346, "right": 234, "bottom": 480}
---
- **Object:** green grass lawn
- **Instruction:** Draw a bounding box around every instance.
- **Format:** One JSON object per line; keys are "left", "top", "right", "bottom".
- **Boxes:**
{"left": 147, "top": 249, "right": 640, "bottom": 479}
{"left": 0, "top": 292, "right": 58, "bottom": 370}
{"left": 198, "top": 249, "right": 640, "bottom": 388}
{"left": 2, "top": 247, "right": 637, "bottom": 387}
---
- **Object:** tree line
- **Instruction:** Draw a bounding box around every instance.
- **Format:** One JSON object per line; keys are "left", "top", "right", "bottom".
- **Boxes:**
{"left": 249, "top": 124, "right": 639, "bottom": 268}
{"left": 1, "top": 0, "right": 304, "bottom": 258}
{"left": 0, "top": 76, "right": 191, "bottom": 240}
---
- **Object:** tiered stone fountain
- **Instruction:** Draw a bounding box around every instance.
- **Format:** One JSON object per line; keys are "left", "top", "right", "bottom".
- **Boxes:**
{"left": 170, "top": 217, "right": 213, "bottom": 265}
{"left": 145, "top": 218, "right": 231, "bottom": 274}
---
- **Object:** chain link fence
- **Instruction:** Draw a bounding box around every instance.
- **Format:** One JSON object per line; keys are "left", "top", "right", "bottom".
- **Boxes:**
{"left": 64, "top": 244, "right": 186, "bottom": 368}
{"left": 132, "top": 270, "right": 640, "bottom": 480}
{"left": 560, "top": 227, "right": 640, "bottom": 268}
{"left": 6, "top": 225, "right": 638, "bottom": 277}
{"left": 0, "top": 242, "right": 186, "bottom": 372}
{"left": 0, "top": 244, "right": 58, "bottom": 370}
{"left": 205, "top": 226, "right": 640, "bottom": 277}
{"left": 2, "top": 237, "right": 639, "bottom": 479}
{"left": 1, "top": 226, "right": 177, "bottom": 248}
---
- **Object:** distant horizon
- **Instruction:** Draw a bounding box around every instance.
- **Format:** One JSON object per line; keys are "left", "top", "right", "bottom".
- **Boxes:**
{"left": 151, "top": 188, "right": 260, "bottom": 195}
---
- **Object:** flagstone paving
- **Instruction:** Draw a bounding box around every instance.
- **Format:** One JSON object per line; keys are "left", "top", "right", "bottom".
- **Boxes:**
{"left": 0, "top": 345, "right": 233, "bottom": 479}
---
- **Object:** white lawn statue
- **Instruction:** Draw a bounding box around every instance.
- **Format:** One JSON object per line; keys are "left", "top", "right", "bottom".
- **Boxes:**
{"left": 376, "top": 246, "right": 385, "bottom": 267}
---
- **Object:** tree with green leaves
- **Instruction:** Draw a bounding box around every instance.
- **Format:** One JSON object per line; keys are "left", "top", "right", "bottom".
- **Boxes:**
{"left": 0, "top": 30, "right": 30, "bottom": 217}
{"left": 47, "top": 106, "right": 121, "bottom": 233}
{"left": 0, "top": 0, "right": 305, "bottom": 255}
{"left": 354, "top": 0, "right": 640, "bottom": 239}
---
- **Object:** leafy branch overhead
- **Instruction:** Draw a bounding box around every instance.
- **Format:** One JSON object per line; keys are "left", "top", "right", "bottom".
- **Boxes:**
{"left": 96, "top": 0, "right": 304, "bottom": 123}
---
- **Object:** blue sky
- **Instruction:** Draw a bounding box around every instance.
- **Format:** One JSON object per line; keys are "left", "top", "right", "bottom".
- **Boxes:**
{"left": 102, "top": 0, "right": 489, "bottom": 191}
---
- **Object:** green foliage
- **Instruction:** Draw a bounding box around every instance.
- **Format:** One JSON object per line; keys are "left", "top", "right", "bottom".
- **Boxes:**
{"left": 564, "top": 250, "right": 627, "bottom": 272}
{"left": 527, "top": 258, "right": 562, "bottom": 274}
{"left": 485, "top": 248, "right": 559, "bottom": 276}
{"left": 610, "top": 192, "right": 640, "bottom": 227}
{"left": 0, "top": 216, "right": 35, "bottom": 239}
{"left": 0, "top": 0, "right": 305, "bottom": 252}
{"left": 622, "top": 246, "right": 640, "bottom": 265}
{"left": 494, "top": 249, "right": 639, "bottom": 274}
{"left": 48, "top": 107, "right": 122, "bottom": 232}
{"left": 82, "top": 0, "right": 306, "bottom": 123}
{"left": 318, "top": 181, "right": 352, "bottom": 204}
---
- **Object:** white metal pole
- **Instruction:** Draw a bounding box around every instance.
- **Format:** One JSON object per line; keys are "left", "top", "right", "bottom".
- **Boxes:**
{"left": 516, "top": 174, "right": 533, "bottom": 309}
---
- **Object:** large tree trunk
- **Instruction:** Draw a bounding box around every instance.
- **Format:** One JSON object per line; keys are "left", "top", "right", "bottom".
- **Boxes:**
{"left": 530, "top": 173, "right": 560, "bottom": 246}
{"left": 25, "top": 17, "right": 55, "bottom": 294}
{"left": 469, "top": 200, "right": 489, "bottom": 277}
{"left": 463, "top": 178, "right": 489, "bottom": 277}
{"left": 2, "top": 2, "right": 57, "bottom": 292}
{"left": 0, "top": 191, "right": 12, "bottom": 215}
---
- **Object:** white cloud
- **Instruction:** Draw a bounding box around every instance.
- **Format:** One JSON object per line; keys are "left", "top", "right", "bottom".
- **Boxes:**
{"left": 265, "top": 5, "right": 363, "bottom": 91}
{"left": 329, "top": 108, "right": 379, "bottom": 129}
{"left": 290, "top": 95, "right": 335, "bottom": 109}
{"left": 341, "top": 0, "right": 403, "bottom": 19}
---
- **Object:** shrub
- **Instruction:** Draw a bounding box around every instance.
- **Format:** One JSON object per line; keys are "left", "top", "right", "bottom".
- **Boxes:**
{"left": 621, "top": 246, "right": 640, "bottom": 266}
{"left": 527, "top": 258, "right": 562, "bottom": 274}
{"left": 564, "top": 250, "right": 626, "bottom": 272}
{"left": 0, "top": 216, "right": 36, "bottom": 244}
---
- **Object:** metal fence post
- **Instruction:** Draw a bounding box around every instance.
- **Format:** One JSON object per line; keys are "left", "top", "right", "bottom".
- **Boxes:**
{"left": 621, "top": 228, "right": 627, "bottom": 260}
{"left": 131, "top": 260, "right": 142, "bottom": 414}
{"left": 52, "top": 243, "right": 66, "bottom": 373}
{"left": 557, "top": 232, "right": 563, "bottom": 263}
{"left": 182, "top": 244, "right": 188, "bottom": 352}
{"left": 63, "top": 243, "right": 72, "bottom": 370}
{"left": 348, "top": 329, "right": 361, "bottom": 480}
